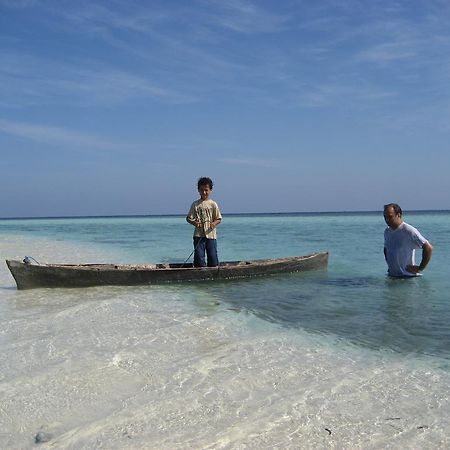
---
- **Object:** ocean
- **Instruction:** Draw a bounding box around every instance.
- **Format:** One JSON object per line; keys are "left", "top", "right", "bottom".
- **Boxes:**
{"left": 0, "top": 212, "right": 449, "bottom": 449}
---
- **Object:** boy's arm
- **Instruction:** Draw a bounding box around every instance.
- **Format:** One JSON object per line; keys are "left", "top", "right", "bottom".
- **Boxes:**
{"left": 210, "top": 218, "right": 221, "bottom": 229}
{"left": 210, "top": 203, "right": 222, "bottom": 229}
{"left": 186, "top": 215, "right": 202, "bottom": 227}
{"left": 186, "top": 204, "right": 202, "bottom": 227}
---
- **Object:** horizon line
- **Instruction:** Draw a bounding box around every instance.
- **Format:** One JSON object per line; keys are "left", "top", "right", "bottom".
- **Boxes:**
{"left": 1, "top": 209, "right": 449, "bottom": 221}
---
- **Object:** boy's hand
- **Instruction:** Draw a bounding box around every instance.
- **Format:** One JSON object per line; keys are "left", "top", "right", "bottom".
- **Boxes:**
{"left": 210, "top": 219, "right": 221, "bottom": 229}
{"left": 187, "top": 217, "right": 202, "bottom": 227}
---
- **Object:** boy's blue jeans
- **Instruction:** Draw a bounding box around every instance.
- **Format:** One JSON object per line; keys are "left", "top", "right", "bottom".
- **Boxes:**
{"left": 193, "top": 237, "right": 218, "bottom": 267}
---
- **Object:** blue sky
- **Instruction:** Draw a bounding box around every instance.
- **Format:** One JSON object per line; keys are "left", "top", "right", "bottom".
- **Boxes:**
{"left": 1, "top": 0, "right": 449, "bottom": 217}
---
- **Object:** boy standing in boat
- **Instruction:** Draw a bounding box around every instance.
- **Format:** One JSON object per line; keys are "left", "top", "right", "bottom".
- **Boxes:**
{"left": 186, "top": 177, "right": 222, "bottom": 267}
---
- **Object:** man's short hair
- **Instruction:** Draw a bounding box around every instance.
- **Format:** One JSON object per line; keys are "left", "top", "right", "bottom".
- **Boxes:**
{"left": 384, "top": 203, "right": 402, "bottom": 217}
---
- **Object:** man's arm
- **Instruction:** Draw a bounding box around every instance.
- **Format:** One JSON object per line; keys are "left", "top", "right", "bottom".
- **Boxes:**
{"left": 406, "top": 242, "right": 433, "bottom": 273}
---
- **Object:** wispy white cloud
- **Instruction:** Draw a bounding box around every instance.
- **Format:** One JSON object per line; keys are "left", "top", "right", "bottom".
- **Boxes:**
{"left": 56, "top": 66, "right": 196, "bottom": 104}
{"left": 199, "top": 0, "right": 291, "bottom": 34}
{"left": 52, "top": 2, "right": 169, "bottom": 35}
{"left": 37, "top": 1, "right": 277, "bottom": 83}
{"left": 0, "top": 52, "right": 196, "bottom": 108}
{"left": 46, "top": 0, "right": 291, "bottom": 36}
{"left": 0, "top": 0, "right": 37, "bottom": 7}
{"left": 358, "top": 42, "right": 417, "bottom": 64}
{"left": 0, "top": 119, "right": 125, "bottom": 151}
{"left": 0, "top": 118, "right": 196, "bottom": 162}
{"left": 8, "top": 1, "right": 292, "bottom": 89}
{"left": 217, "top": 156, "right": 281, "bottom": 168}
{"left": 293, "top": 81, "right": 397, "bottom": 108}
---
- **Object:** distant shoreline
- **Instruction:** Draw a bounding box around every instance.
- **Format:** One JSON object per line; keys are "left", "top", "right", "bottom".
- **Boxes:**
{"left": 1, "top": 210, "right": 449, "bottom": 221}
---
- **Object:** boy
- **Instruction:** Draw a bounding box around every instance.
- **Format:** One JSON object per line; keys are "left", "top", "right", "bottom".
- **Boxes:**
{"left": 186, "top": 177, "right": 222, "bottom": 267}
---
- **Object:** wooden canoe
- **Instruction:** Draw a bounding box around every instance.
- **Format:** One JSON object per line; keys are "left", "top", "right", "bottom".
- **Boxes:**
{"left": 5, "top": 252, "right": 328, "bottom": 290}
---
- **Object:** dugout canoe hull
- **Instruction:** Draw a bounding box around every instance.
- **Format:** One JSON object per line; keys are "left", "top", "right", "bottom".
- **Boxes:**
{"left": 6, "top": 252, "right": 328, "bottom": 290}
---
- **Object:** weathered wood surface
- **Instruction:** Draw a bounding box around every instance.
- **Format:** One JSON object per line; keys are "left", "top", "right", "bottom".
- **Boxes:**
{"left": 6, "top": 252, "right": 328, "bottom": 290}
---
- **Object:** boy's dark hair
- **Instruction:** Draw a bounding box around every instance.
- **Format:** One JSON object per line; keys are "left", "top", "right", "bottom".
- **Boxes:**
{"left": 384, "top": 203, "right": 402, "bottom": 217}
{"left": 197, "top": 177, "right": 213, "bottom": 189}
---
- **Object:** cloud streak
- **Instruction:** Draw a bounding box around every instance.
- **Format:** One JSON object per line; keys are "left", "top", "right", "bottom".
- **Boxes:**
{"left": 217, "top": 156, "right": 281, "bottom": 168}
{"left": 0, "top": 119, "right": 125, "bottom": 151}
{"left": 0, "top": 52, "right": 196, "bottom": 108}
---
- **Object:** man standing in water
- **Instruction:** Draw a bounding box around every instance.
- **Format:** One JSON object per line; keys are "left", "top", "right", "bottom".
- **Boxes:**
{"left": 383, "top": 203, "right": 433, "bottom": 277}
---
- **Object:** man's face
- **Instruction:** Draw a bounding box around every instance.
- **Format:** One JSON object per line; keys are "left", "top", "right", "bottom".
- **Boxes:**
{"left": 198, "top": 184, "right": 212, "bottom": 200}
{"left": 384, "top": 206, "right": 402, "bottom": 229}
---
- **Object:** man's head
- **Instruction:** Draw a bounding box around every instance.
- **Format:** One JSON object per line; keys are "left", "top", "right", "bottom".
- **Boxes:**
{"left": 384, "top": 203, "right": 403, "bottom": 229}
{"left": 197, "top": 177, "right": 213, "bottom": 201}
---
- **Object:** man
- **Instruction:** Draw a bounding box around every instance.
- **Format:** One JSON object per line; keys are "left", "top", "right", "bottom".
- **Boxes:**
{"left": 383, "top": 203, "right": 433, "bottom": 277}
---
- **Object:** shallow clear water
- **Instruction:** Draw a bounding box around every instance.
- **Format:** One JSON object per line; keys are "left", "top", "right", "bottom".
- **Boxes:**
{"left": 1, "top": 213, "right": 449, "bottom": 449}
{"left": 2, "top": 212, "right": 449, "bottom": 359}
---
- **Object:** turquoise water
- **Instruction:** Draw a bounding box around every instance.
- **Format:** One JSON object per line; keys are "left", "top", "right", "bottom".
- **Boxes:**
{"left": 1, "top": 212, "right": 449, "bottom": 360}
